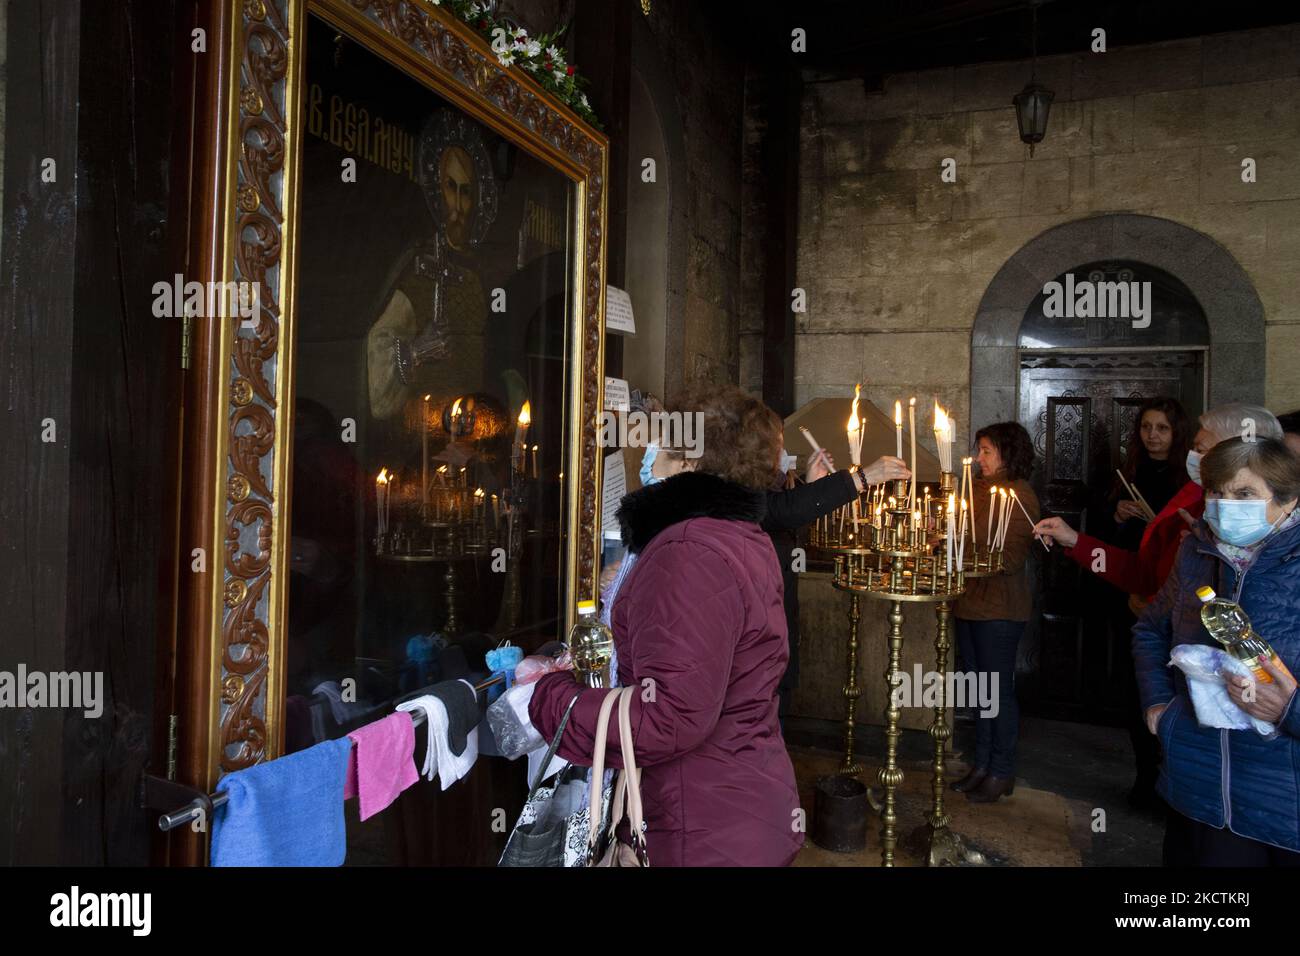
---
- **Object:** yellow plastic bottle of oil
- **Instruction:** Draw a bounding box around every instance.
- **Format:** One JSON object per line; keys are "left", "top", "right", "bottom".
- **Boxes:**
{"left": 1196, "top": 586, "right": 1294, "bottom": 685}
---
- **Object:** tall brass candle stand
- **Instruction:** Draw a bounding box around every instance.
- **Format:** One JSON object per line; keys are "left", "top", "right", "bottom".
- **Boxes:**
{"left": 829, "top": 476, "right": 968, "bottom": 866}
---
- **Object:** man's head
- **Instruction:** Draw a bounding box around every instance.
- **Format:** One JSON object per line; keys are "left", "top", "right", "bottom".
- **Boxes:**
{"left": 440, "top": 145, "right": 475, "bottom": 250}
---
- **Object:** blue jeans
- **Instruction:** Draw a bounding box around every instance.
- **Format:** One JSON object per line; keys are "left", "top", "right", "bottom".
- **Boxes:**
{"left": 956, "top": 618, "right": 1024, "bottom": 778}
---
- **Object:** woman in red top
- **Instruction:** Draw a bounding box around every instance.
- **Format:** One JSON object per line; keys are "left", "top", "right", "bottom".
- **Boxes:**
{"left": 1033, "top": 402, "right": 1282, "bottom": 807}
{"left": 1034, "top": 403, "right": 1283, "bottom": 602}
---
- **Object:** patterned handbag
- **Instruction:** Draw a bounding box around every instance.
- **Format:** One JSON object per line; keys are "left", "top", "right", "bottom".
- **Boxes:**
{"left": 499, "top": 692, "right": 614, "bottom": 867}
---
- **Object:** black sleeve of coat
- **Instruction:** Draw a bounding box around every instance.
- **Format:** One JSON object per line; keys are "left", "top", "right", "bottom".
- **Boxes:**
{"left": 762, "top": 470, "right": 859, "bottom": 533}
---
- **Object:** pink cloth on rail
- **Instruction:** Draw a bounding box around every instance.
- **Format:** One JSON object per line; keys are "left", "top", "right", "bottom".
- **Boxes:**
{"left": 343, "top": 711, "right": 419, "bottom": 821}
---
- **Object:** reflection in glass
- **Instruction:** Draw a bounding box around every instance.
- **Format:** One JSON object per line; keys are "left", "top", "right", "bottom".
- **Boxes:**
{"left": 282, "top": 17, "right": 576, "bottom": 860}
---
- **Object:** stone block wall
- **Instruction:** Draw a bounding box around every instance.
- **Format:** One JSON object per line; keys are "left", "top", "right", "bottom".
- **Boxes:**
{"left": 797, "top": 26, "right": 1300, "bottom": 436}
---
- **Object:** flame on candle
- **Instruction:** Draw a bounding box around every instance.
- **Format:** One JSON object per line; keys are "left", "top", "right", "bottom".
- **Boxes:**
{"left": 847, "top": 384, "right": 862, "bottom": 464}
{"left": 517, "top": 401, "right": 532, "bottom": 427}
{"left": 894, "top": 400, "right": 902, "bottom": 427}
{"left": 474, "top": 487, "right": 485, "bottom": 499}
{"left": 376, "top": 467, "right": 389, "bottom": 485}
{"left": 933, "top": 402, "right": 950, "bottom": 438}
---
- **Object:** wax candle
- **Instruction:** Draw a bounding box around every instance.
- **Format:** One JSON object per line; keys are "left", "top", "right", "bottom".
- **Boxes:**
{"left": 422, "top": 395, "right": 431, "bottom": 506}
{"left": 376, "top": 468, "right": 389, "bottom": 537}
{"left": 946, "top": 494, "right": 955, "bottom": 575}
{"left": 531, "top": 444, "right": 539, "bottom": 479}
{"left": 492, "top": 493, "right": 500, "bottom": 527}
{"left": 908, "top": 397, "right": 917, "bottom": 507}
{"left": 515, "top": 400, "right": 532, "bottom": 473}
{"left": 800, "top": 426, "right": 825, "bottom": 468}
{"left": 958, "top": 498, "right": 968, "bottom": 567}
{"left": 987, "top": 485, "right": 997, "bottom": 548}
{"left": 894, "top": 400, "right": 903, "bottom": 459}
{"left": 847, "top": 384, "right": 863, "bottom": 467}
{"left": 996, "top": 488, "right": 1010, "bottom": 550}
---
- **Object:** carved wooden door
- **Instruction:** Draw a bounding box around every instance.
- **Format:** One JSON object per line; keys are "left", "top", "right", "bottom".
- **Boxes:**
{"left": 1016, "top": 352, "right": 1203, "bottom": 723}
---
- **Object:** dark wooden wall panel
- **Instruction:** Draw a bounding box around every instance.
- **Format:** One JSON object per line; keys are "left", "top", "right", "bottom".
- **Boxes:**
{"left": 0, "top": 0, "right": 179, "bottom": 865}
{"left": 62, "top": 0, "right": 180, "bottom": 865}
{"left": 0, "top": 0, "right": 82, "bottom": 867}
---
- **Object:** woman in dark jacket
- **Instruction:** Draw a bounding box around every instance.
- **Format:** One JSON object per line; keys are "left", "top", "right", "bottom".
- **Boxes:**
{"left": 529, "top": 384, "right": 802, "bottom": 866}
{"left": 765, "top": 449, "right": 909, "bottom": 719}
{"left": 1134, "top": 437, "right": 1300, "bottom": 865}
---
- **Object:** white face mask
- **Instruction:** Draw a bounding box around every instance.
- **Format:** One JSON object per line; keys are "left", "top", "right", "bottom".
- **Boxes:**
{"left": 1185, "top": 450, "right": 1202, "bottom": 486}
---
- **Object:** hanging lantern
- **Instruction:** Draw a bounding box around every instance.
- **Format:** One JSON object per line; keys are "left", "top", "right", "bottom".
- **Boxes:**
{"left": 1013, "top": 83, "right": 1054, "bottom": 157}
{"left": 1012, "top": 0, "right": 1053, "bottom": 158}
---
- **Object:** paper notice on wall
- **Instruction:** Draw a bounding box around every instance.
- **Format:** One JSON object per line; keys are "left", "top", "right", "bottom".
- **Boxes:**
{"left": 602, "top": 450, "right": 627, "bottom": 537}
{"left": 605, "top": 285, "right": 636, "bottom": 335}
{"left": 604, "top": 376, "right": 630, "bottom": 412}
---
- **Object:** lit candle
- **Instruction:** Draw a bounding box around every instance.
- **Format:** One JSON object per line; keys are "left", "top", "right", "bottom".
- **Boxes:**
{"left": 515, "top": 400, "right": 532, "bottom": 474}
{"left": 422, "top": 395, "right": 431, "bottom": 506}
{"left": 996, "top": 487, "right": 1010, "bottom": 550}
{"left": 376, "top": 467, "right": 389, "bottom": 537}
{"left": 491, "top": 493, "right": 500, "bottom": 527}
{"left": 894, "top": 400, "right": 903, "bottom": 459}
{"left": 531, "top": 444, "right": 539, "bottom": 479}
{"left": 908, "top": 397, "right": 917, "bottom": 507}
{"left": 848, "top": 384, "right": 863, "bottom": 467}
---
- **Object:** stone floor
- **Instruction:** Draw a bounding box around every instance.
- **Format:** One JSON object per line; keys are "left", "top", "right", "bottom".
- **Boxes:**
{"left": 786, "top": 714, "right": 1166, "bottom": 867}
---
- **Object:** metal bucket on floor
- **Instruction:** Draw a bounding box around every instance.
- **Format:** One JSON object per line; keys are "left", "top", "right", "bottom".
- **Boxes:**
{"left": 812, "top": 774, "right": 868, "bottom": 852}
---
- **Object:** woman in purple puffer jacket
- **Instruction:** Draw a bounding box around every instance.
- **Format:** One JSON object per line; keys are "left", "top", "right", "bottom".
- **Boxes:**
{"left": 529, "top": 384, "right": 802, "bottom": 866}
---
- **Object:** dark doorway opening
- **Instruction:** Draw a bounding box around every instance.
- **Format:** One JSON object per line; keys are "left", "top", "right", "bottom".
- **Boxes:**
{"left": 1016, "top": 261, "right": 1208, "bottom": 724}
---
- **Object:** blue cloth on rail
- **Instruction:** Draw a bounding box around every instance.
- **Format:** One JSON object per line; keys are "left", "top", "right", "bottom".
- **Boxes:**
{"left": 211, "top": 736, "right": 353, "bottom": 867}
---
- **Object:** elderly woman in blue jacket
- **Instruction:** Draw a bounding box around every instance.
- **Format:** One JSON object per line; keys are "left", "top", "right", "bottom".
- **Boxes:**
{"left": 1133, "top": 436, "right": 1300, "bottom": 866}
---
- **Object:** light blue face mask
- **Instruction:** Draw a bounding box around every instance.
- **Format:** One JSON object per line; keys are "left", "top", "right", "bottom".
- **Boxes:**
{"left": 1203, "top": 497, "right": 1281, "bottom": 547}
{"left": 639, "top": 443, "right": 660, "bottom": 486}
{"left": 1185, "top": 450, "right": 1202, "bottom": 486}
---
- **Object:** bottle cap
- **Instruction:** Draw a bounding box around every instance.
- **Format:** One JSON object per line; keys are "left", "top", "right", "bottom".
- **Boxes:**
{"left": 577, "top": 599, "right": 597, "bottom": 614}
{"left": 1196, "top": 586, "right": 1216, "bottom": 602}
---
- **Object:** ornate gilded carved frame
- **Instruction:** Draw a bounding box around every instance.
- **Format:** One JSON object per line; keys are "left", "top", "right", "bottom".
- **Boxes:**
{"left": 179, "top": 0, "right": 607, "bottom": 797}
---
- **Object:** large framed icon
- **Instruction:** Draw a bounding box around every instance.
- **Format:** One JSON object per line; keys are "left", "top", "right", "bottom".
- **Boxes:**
{"left": 173, "top": 0, "right": 607, "bottom": 834}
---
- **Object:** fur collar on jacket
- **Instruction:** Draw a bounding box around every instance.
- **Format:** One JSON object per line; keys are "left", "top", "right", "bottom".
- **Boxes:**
{"left": 616, "top": 471, "right": 767, "bottom": 554}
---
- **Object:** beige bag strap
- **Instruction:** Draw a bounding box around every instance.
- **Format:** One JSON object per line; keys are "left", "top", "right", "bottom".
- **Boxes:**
{"left": 616, "top": 686, "right": 646, "bottom": 858}
{"left": 586, "top": 689, "right": 623, "bottom": 851}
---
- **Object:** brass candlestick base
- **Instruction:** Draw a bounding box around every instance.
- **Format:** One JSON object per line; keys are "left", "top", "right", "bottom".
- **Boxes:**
{"left": 878, "top": 596, "right": 905, "bottom": 866}
{"left": 916, "top": 601, "right": 990, "bottom": 866}
{"left": 929, "top": 601, "right": 952, "bottom": 834}
{"left": 839, "top": 593, "right": 863, "bottom": 775}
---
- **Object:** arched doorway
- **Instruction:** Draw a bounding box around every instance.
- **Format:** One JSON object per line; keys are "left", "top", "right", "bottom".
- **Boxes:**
{"left": 969, "top": 214, "right": 1265, "bottom": 723}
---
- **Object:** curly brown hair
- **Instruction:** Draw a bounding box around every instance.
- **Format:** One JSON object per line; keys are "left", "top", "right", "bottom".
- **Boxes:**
{"left": 670, "top": 383, "right": 783, "bottom": 490}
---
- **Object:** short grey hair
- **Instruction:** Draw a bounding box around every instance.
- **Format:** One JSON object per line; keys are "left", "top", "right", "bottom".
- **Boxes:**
{"left": 1198, "top": 403, "right": 1281, "bottom": 444}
